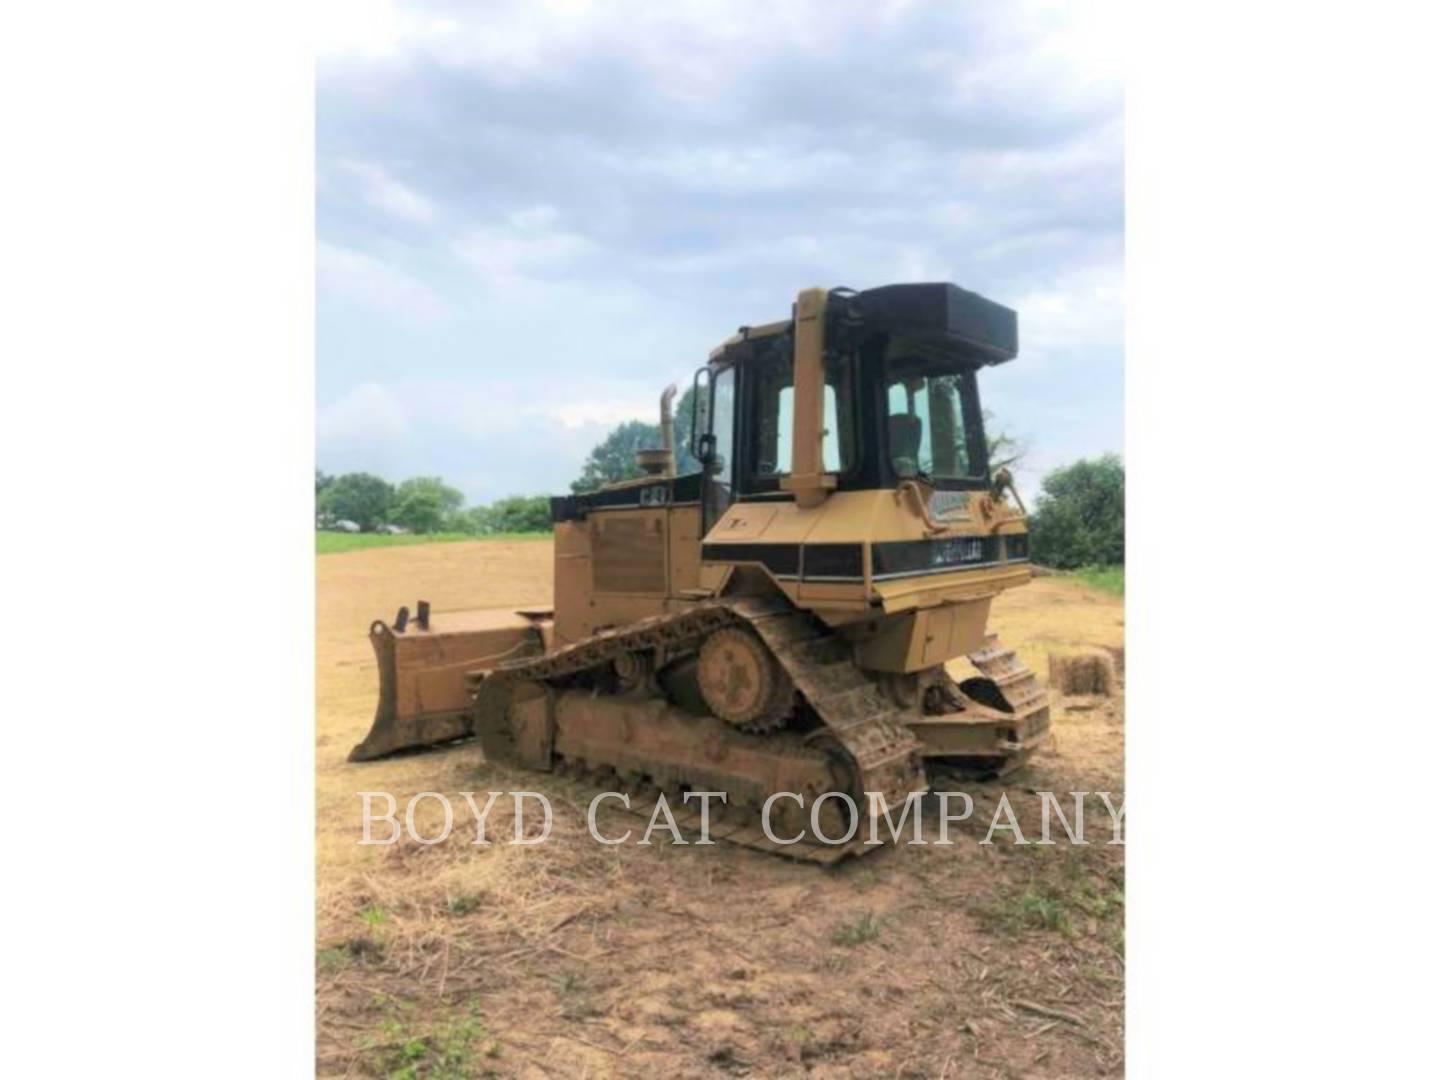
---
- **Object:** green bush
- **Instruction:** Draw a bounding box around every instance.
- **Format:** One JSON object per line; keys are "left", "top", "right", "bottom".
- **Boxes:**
{"left": 1028, "top": 454, "right": 1124, "bottom": 569}
{"left": 470, "top": 495, "right": 552, "bottom": 534}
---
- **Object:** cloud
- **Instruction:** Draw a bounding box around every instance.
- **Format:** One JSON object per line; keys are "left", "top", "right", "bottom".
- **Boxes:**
{"left": 1009, "top": 261, "right": 1124, "bottom": 363}
{"left": 314, "top": 0, "right": 458, "bottom": 62}
{"left": 317, "top": 381, "right": 411, "bottom": 447}
{"left": 316, "top": 241, "right": 444, "bottom": 317}
{"left": 316, "top": 1, "right": 1124, "bottom": 501}
{"left": 408, "top": 375, "right": 663, "bottom": 438}
{"left": 316, "top": 376, "right": 666, "bottom": 503}
{"left": 335, "top": 159, "right": 435, "bottom": 223}
{"left": 450, "top": 205, "right": 593, "bottom": 289}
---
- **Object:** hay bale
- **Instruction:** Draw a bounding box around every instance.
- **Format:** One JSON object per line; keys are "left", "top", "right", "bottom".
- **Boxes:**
{"left": 1048, "top": 652, "right": 1116, "bottom": 696}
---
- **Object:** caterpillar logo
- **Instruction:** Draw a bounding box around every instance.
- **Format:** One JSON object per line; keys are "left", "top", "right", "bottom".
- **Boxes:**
{"left": 935, "top": 537, "right": 987, "bottom": 565}
{"left": 928, "top": 490, "right": 973, "bottom": 522}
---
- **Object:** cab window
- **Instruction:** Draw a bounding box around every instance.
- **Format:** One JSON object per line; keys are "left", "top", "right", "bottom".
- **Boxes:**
{"left": 750, "top": 345, "right": 855, "bottom": 478}
{"left": 883, "top": 336, "right": 986, "bottom": 482}
{"left": 705, "top": 365, "right": 737, "bottom": 525}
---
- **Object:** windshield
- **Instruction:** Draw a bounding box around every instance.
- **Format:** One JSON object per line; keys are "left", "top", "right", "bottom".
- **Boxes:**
{"left": 883, "top": 335, "right": 988, "bottom": 482}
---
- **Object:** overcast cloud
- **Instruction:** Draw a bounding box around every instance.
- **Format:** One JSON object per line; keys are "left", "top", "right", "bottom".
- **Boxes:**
{"left": 317, "top": 0, "right": 1123, "bottom": 505}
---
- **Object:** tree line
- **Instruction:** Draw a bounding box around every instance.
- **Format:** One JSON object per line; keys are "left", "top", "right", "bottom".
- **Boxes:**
{"left": 318, "top": 411, "right": 1123, "bottom": 569}
{"left": 315, "top": 472, "right": 550, "bottom": 535}
{"left": 314, "top": 390, "right": 705, "bottom": 535}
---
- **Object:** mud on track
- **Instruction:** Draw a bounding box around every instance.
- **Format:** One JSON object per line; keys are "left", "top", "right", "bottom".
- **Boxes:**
{"left": 317, "top": 540, "right": 1125, "bottom": 1078}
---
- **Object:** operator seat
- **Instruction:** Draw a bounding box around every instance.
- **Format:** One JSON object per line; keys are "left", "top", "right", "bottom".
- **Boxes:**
{"left": 888, "top": 413, "right": 923, "bottom": 477}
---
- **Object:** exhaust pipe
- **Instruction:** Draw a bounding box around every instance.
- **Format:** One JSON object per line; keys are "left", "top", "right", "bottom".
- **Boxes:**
{"left": 660, "top": 383, "right": 677, "bottom": 477}
{"left": 636, "top": 384, "right": 679, "bottom": 478}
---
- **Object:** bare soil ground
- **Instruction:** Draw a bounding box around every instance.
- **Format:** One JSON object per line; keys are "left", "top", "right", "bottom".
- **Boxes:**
{"left": 317, "top": 541, "right": 1125, "bottom": 1078}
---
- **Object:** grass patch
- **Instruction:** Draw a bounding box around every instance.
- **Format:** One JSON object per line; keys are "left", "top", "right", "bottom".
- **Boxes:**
{"left": 1070, "top": 564, "right": 1124, "bottom": 597}
{"left": 360, "top": 903, "right": 389, "bottom": 927}
{"left": 316, "top": 531, "right": 550, "bottom": 555}
{"left": 976, "top": 850, "right": 1126, "bottom": 939}
{"left": 370, "top": 1000, "right": 497, "bottom": 1080}
{"left": 979, "top": 883, "right": 1076, "bottom": 936}
{"left": 830, "top": 911, "right": 883, "bottom": 947}
{"left": 319, "top": 937, "right": 386, "bottom": 969}
{"left": 444, "top": 891, "right": 482, "bottom": 916}
{"left": 317, "top": 946, "right": 350, "bottom": 972}
{"left": 551, "top": 971, "right": 583, "bottom": 996}
{"left": 550, "top": 970, "right": 601, "bottom": 1019}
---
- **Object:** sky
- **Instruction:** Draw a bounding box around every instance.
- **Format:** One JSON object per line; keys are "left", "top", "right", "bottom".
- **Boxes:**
{"left": 317, "top": 0, "right": 1123, "bottom": 506}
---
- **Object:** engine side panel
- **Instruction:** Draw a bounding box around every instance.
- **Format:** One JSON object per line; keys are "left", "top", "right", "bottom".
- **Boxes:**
{"left": 553, "top": 501, "right": 708, "bottom": 647}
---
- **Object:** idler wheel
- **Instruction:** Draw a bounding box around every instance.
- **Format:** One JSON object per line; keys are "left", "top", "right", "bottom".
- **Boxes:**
{"left": 696, "top": 627, "right": 794, "bottom": 733}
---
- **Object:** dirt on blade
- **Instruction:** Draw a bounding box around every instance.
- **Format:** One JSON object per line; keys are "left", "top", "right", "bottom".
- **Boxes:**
{"left": 317, "top": 540, "right": 1125, "bottom": 1078}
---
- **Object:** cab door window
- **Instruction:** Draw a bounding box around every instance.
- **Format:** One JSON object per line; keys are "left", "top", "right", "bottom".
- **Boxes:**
{"left": 703, "top": 365, "right": 736, "bottom": 529}
{"left": 748, "top": 345, "right": 855, "bottom": 486}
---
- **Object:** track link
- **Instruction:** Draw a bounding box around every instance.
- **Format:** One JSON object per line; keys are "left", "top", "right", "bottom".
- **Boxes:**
{"left": 471, "top": 596, "right": 927, "bottom": 862}
{"left": 964, "top": 632, "right": 1052, "bottom": 772}
{"left": 554, "top": 756, "right": 865, "bottom": 865}
{"left": 745, "top": 608, "right": 925, "bottom": 813}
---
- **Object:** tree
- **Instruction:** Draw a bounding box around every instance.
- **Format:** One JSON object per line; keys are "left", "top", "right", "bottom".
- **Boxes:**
{"left": 483, "top": 495, "right": 553, "bottom": 534}
{"left": 1027, "top": 454, "right": 1125, "bottom": 569}
{"left": 571, "top": 388, "right": 704, "bottom": 494}
{"left": 456, "top": 504, "right": 494, "bottom": 535}
{"left": 315, "top": 469, "right": 334, "bottom": 496}
{"left": 983, "top": 409, "right": 1027, "bottom": 472}
{"left": 571, "top": 420, "right": 662, "bottom": 493}
{"left": 392, "top": 476, "right": 465, "bottom": 534}
{"left": 317, "top": 472, "right": 395, "bottom": 531}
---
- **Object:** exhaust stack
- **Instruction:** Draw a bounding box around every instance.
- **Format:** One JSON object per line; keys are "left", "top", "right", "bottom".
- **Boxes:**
{"left": 636, "top": 383, "right": 679, "bottom": 478}
{"left": 659, "top": 383, "right": 677, "bottom": 477}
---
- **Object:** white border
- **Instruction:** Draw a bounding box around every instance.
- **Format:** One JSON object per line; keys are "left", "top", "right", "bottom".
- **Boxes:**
{"left": 4, "top": 2, "right": 1438, "bottom": 1074}
{"left": 1130, "top": 1, "right": 1439, "bottom": 1074}
{"left": 2, "top": 3, "right": 313, "bottom": 1074}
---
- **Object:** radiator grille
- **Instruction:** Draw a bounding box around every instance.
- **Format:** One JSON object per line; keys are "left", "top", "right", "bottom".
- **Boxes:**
{"left": 593, "top": 515, "right": 666, "bottom": 593}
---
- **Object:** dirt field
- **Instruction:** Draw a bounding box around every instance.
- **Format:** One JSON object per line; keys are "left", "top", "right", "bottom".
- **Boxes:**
{"left": 317, "top": 541, "right": 1125, "bottom": 1078}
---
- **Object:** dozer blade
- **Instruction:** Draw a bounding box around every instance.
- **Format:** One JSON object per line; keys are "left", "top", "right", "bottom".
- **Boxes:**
{"left": 349, "top": 604, "right": 548, "bottom": 762}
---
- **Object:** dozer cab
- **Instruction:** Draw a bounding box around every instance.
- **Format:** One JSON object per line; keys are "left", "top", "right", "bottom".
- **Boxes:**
{"left": 351, "top": 283, "right": 1048, "bottom": 861}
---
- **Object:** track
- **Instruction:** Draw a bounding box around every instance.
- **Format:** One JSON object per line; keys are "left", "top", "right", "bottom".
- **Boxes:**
{"left": 962, "top": 632, "right": 1052, "bottom": 774}
{"left": 470, "top": 596, "right": 928, "bottom": 863}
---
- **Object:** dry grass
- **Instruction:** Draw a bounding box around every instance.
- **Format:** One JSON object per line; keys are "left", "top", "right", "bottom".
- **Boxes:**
{"left": 316, "top": 543, "right": 1126, "bottom": 1077}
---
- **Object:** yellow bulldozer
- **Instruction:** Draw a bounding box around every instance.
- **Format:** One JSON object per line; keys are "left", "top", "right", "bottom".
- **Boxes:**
{"left": 350, "top": 283, "right": 1048, "bottom": 861}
